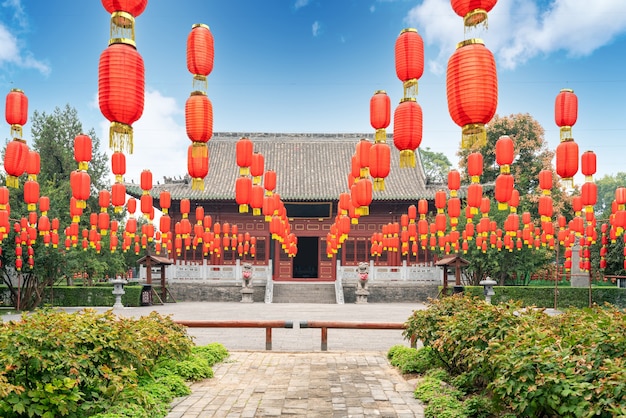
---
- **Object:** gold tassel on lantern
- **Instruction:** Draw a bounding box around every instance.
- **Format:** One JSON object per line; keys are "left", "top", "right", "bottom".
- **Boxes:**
{"left": 462, "top": 124, "right": 486, "bottom": 149}
{"left": 373, "top": 178, "right": 386, "bottom": 191}
{"left": 110, "top": 122, "right": 134, "bottom": 154}
{"left": 191, "top": 178, "right": 204, "bottom": 190}
{"left": 399, "top": 150, "right": 416, "bottom": 168}
{"left": 403, "top": 79, "right": 418, "bottom": 99}
{"left": 375, "top": 128, "right": 387, "bottom": 143}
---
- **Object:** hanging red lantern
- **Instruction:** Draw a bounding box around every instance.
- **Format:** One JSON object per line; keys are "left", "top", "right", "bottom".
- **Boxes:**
{"left": 446, "top": 39, "right": 498, "bottom": 149}
{"left": 101, "top": 0, "right": 147, "bottom": 17}
{"left": 495, "top": 174, "right": 514, "bottom": 210}
{"left": 111, "top": 151, "right": 126, "bottom": 183}
{"left": 467, "top": 152, "right": 483, "bottom": 181}
{"left": 187, "top": 143, "right": 209, "bottom": 190}
{"left": 39, "top": 196, "right": 50, "bottom": 215}
{"left": 451, "top": 0, "right": 497, "bottom": 28}
{"left": 581, "top": 182, "right": 597, "bottom": 208}
{"left": 140, "top": 169, "right": 152, "bottom": 192}
{"left": 185, "top": 92, "right": 213, "bottom": 142}
{"left": 250, "top": 153, "right": 265, "bottom": 185}
{"left": 236, "top": 137, "right": 254, "bottom": 176}
{"left": 4, "top": 139, "right": 28, "bottom": 188}
{"left": 351, "top": 178, "right": 373, "bottom": 216}
{"left": 235, "top": 176, "right": 252, "bottom": 213}
{"left": 70, "top": 170, "right": 91, "bottom": 208}
{"left": 447, "top": 169, "right": 461, "bottom": 196}
{"left": 369, "top": 142, "right": 391, "bottom": 191}
{"left": 394, "top": 28, "right": 424, "bottom": 98}
{"left": 370, "top": 90, "right": 391, "bottom": 142}
{"left": 74, "top": 134, "right": 92, "bottom": 171}
{"left": 160, "top": 190, "right": 171, "bottom": 215}
{"left": 187, "top": 23, "right": 214, "bottom": 93}
{"left": 98, "top": 42, "right": 145, "bottom": 154}
{"left": 5, "top": 88, "right": 28, "bottom": 139}
{"left": 495, "top": 135, "right": 514, "bottom": 172}
{"left": 250, "top": 185, "right": 264, "bottom": 216}
{"left": 581, "top": 150, "right": 596, "bottom": 179}
{"left": 24, "top": 180, "right": 39, "bottom": 212}
{"left": 140, "top": 194, "right": 153, "bottom": 217}
{"left": 393, "top": 98, "right": 423, "bottom": 168}
{"left": 264, "top": 170, "right": 277, "bottom": 195}
{"left": 555, "top": 140, "right": 579, "bottom": 186}
{"left": 538, "top": 169, "right": 552, "bottom": 192}
{"left": 111, "top": 183, "right": 126, "bottom": 212}
{"left": 25, "top": 150, "right": 40, "bottom": 181}
{"left": 555, "top": 88, "right": 577, "bottom": 140}
{"left": 355, "top": 139, "right": 371, "bottom": 178}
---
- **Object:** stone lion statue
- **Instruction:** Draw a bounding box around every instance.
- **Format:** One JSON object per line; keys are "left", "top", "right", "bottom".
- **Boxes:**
{"left": 242, "top": 263, "right": 253, "bottom": 288}
{"left": 356, "top": 262, "right": 369, "bottom": 290}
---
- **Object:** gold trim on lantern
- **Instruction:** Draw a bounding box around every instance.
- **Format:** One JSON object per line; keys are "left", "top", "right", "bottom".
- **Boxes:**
{"left": 400, "top": 28, "right": 418, "bottom": 34}
{"left": 360, "top": 167, "right": 370, "bottom": 178}
{"left": 462, "top": 123, "right": 486, "bottom": 149}
{"left": 239, "top": 204, "right": 249, "bottom": 213}
{"left": 108, "top": 37, "right": 137, "bottom": 48}
{"left": 456, "top": 38, "right": 484, "bottom": 49}
{"left": 78, "top": 161, "right": 89, "bottom": 171}
{"left": 191, "top": 142, "right": 208, "bottom": 159}
{"left": 110, "top": 122, "right": 134, "bottom": 154}
{"left": 500, "top": 165, "right": 510, "bottom": 174}
{"left": 6, "top": 175, "right": 19, "bottom": 189}
{"left": 464, "top": 9, "right": 488, "bottom": 28}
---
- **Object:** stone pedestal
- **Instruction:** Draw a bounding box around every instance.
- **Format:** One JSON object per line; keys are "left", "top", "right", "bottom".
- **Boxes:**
{"left": 355, "top": 288, "right": 369, "bottom": 304}
{"left": 240, "top": 287, "right": 254, "bottom": 303}
{"left": 111, "top": 278, "right": 127, "bottom": 309}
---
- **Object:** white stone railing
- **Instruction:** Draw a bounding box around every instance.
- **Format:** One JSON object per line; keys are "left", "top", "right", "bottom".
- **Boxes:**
{"left": 138, "top": 259, "right": 271, "bottom": 285}
{"left": 337, "top": 260, "right": 442, "bottom": 285}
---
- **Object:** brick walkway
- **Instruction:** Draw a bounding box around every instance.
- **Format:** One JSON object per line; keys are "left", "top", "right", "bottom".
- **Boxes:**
{"left": 166, "top": 351, "right": 424, "bottom": 418}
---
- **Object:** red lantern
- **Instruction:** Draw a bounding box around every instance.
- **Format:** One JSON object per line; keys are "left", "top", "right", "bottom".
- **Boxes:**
{"left": 370, "top": 90, "right": 391, "bottom": 142}
{"left": 98, "top": 42, "right": 145, "bottom": 154}
{"left": 74, "top": 134, "right": 92, "bottom": 170}
{"left": 250, "top": 153, "right": 265, "bottom": 185}
{"left": 393, "top": 98, "right": 423, "bottom": 168}
{"left": 160, "top": 190, "right": 171, "bottom": 215}
{"left": 4, "top": 139, "right": 28, "bottom": 188}
{"left": 538, "top": 169, "right": 552, "bottom": 192}
{"left": 447, "top": 169, "right": 461, "bottom": 195}
{"left": 101, "top": 0, "right": 147, "bottom": 16}
{"left": 555, "top": 140, "right": 579, "bottom": 185}
{"left": 185, "top": 92, "right": 213, "bottom": 142}
{"left": 467, "top": 183, "right": 483, "bottom": 212}
{"left": 264, "top": 170, "right": 277, "bottom": 195}
{"left": 24, "top": 180, "right": 39, "bottom": 212}
{"left": 351, "top": 178, "right": 373, "bottom": 216}
{"left": 25, "top": 150, "right": 40, "bottom": 180}
{"left": 451, "top": 0, "right": 497, "bottom": 27}
{"left": 236, "top": 137, "right": 254, "bottom": 175}
{"left": 187, "top": 143, "right": 209, "bottom": 190}
{"left": 467, "top": 152, "right": 483, "bottom": 182}
{"left": 5, "top": 88, "right": 28, "bottom": 139}
{"left": 395, "top": 28, "right": 424, "bottom": 98}
{"left": 111, "top": 151, "right": 126, "bottom": 182}
{"left": 250, "top": 185, "right": 265, "bottom": 216}
{"left": 446, "top": 39, "right": 498, "bottom": 149}
{"left": 140, "top": 169, "right": 152, "bottom": 192}
{"left": 70, "top": 171, "right": 91, "bottom": 208}
{"left": 187, "top": 23, "right": 214, "bottom": 93}
{"left": 555, "top": 88, "right": 577, "bottom": 140}
{"left": 581, "top": 150, "right": 596, "bottom": 179}
{"left": 111, "top": 183, "right": 126, "bottom": 212}
{"left": 369, "top": 142, "right": 391, "bottom": 191}
{"left": 235, "top": 176, "right": 252, "bottom": 213}
{"left": 581, "top": 182, "right": 597, "bottom": 208}
{"left": 495, "top": 135, "right": 514, "bottom": 170}
{"left": 495, "top": 174, "right": 514, "bottom": 210}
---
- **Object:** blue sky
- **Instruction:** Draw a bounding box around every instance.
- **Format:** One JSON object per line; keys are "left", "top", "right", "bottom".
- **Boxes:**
{"left": 1, "top": 0, "right": 626, "bottom": 186}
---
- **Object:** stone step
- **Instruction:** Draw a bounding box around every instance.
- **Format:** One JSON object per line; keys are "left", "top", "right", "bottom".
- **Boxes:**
{"left": 271, "top": 282, "right": 336, "bottom": 304}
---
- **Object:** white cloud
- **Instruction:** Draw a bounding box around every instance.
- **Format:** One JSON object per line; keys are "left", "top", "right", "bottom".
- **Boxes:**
{"left": 312, "top": 20, "right": 322, "bottom": 37}
{"left": 294, "top": 0, "right": 311, "bottom": 10}
{"left": 101, "top": 89, "right": 187, "bottom": 185}
{"left": 0, "top": 1, "right": 50, "bottom": 75}
{"left": 406, "top": 0, "right": 626, "bottom": 71}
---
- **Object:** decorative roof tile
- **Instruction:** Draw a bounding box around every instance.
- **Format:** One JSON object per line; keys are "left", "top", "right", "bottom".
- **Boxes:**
{"left": 126, "top": 132, "right": 442, "bottom": 202}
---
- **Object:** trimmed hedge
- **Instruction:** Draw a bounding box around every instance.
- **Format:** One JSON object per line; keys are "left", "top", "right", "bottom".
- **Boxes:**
{"left": 443, "top": 285, "right": 626, "bottom": 309}
{"left": 0, "top": 285, "right": 143, "bottom": 308}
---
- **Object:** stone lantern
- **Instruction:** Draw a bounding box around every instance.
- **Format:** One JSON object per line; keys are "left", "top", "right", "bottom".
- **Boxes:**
{"left": 479, "top": 277, "right": 497, "bottom": 304}
{"left": 111, "top": 276, "right": 127, "bottom": 308}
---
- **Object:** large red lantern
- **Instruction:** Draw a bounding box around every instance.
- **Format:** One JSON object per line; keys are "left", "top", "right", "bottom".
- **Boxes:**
{"left": 555, "top": 140, "right": 579, "bottom": 186}
{"left": 235, "top": 176, "right": 252, "bottom": 213}
{"left": 71, "top": 170, "right": 91, "bottom": 209}
{"left": 187, "top": 23, "right": 214, "bottom": 93}
{"left": 98, "top": 42, "right": 145, "bottom": 154}
{"left": 451, "top": 0, "right": 497, "bottom": 28}
{"left": 555, "top": 88, "right": 577, "bottom": 140}
{"left": 236, "top": 137, "right": 254, "bottom": 176}
{"left": 370, "top": 90, "right": 390, "bottom": 142}
{"left": 5, "top": 88, "right": 27, "bottom": 139}
{"left": 369, "top": 142, "right": 391, "bottom": 191}
{"left": 446, "top": 39, "right": 498, "bottom": 149}
{"left": 4, "top": 139, "right": 29, "bottom": 188}
{"left": 185, "top": 92, "right": 213, "bottom": 142}
{"left": 394, "top": 28, "right": 424, "bottom": 99}
{"left": 393, "top": 98, "right": 423, "bottom": 168}
{"left": 187, "top": 144, "right": 209, "bottom": 190}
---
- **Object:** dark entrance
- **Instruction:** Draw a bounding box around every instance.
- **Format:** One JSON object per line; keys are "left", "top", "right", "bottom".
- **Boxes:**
{"left": 293, "top": 236, "right": 318, "bottom": 278}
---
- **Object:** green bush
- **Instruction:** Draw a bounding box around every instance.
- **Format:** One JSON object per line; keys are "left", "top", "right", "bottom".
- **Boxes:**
{"left": 40, "top": 285, "right": 143, "bottom": 307}
{"left": 414, "top": 377, "right": 463, "bottom": 403}
{"left": 191, "top": 342, "right": 229, "bottom": 366}
{"left": 158, "top": 354, "right": 213, "bottom": 382}
{"left": 387, "top": 345, "right": 443, "bottom": 374}
{"left": 0, "top": 309, "right": 194, "bottom": 417}
{"left": 423, "top": 395, "right": 467, "bottom": 418}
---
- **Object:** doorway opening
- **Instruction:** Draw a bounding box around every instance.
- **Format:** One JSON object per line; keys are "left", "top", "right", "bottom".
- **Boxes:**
{"left": 293, "top": 236, "right": 318, "bottom": 278}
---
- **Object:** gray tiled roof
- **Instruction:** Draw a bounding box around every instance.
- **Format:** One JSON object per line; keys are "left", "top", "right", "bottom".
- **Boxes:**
{"left": 127, "top": 132, "right": 440, "bottom": 202}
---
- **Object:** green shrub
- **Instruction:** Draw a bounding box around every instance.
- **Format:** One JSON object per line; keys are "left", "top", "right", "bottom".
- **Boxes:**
{"left": 191, "top": 342, "right": 229, "bottom": 366}
{"left": 158, "top": 354, "right": 213, "bottom": 382}
{"left": 462, "top": 394, "right": 495, "bottom": 418}
{"left": 423, "top": 395, "right": 467, "bottom": 418}
{"left": 155, "top": 375, "right": 191, "bottom": 398}
{"left": 0, "top": 308, "right": 194, "bottom": 417}
{"left": 388, "top": 345, "right": 443, "bottom": 374}
{"left": 423, "top": 367, "right": 450, "bottom": 382}
{"left": 414, "top": 377, "right": 463, "bottom": 403}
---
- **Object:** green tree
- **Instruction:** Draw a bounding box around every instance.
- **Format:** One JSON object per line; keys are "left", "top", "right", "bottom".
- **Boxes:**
{"left": 0, "top": 105, "right": 131, "bottom": 310}
{"left": 419, "top": 147, "right": 452, "bottom": 185}
{"left": 594, "top": 172, "right": 626, "bottom": 220}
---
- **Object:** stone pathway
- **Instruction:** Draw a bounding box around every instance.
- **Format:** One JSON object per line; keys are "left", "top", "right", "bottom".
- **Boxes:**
{"left": 167, "top": 351, "right": 425, "bottom": 418}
